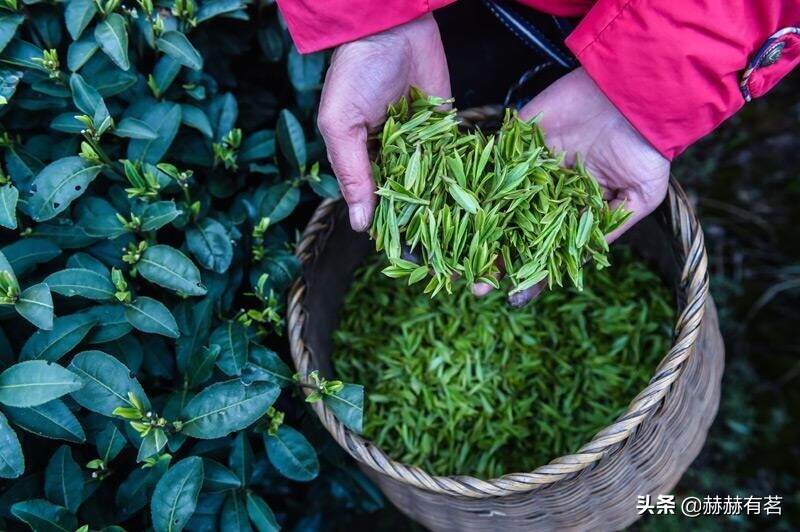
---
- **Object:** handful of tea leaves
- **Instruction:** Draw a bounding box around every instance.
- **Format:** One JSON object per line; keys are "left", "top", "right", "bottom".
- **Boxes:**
{"left": 334, "top": 249, "right": 673, "bottom": 478}
{"left": 371, "top": 89, "right": 631, "bottom": 297}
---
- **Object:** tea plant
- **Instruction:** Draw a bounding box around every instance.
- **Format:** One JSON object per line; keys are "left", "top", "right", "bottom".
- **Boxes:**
{"left": 0, "top": 1, "right": 363, "bottom": 530}
{"left": 334, "top": 250, "right": 673, "bottom": 478}
{"left": 372, "top": 88, "right": 631, "bottom": 297}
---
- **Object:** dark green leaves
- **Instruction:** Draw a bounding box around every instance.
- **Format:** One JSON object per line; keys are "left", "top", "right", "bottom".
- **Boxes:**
{"left": 45, "top": 268, "right": 114, "bottom": 300}
{"left": 4, "top": 399, "right": 85, "bottom": 443}
{"left": 125, "top": 297, "right": 180, "bottom": 338}
{"left": 265, "top": 425, "right": 319, "bottom": 482}
{"left": 21, "top": 313, "right": 96, "bottom": 362}
{"left": 156, "top": 31, "right": 203, "bottom": 71}
{"left": 0, "top": 412, "right": 24, "bottom": 478}
{"left": 322, "top": 384, "right": 364, "bottom": 434}
{"left": 245, "top": 491, "right": 279, "bottom": 532}
{"left": 0, "top": 361, "right": 82, "bottom": 407}
{"left": 14, "top": 283, "right": 54, "bottom": 330}
{"left": 180, "top": 380, "right": 279, "bottom": 439}
{"left": 11, "top": 499, "right": 78, "bottom": 532}
{"left": 241, "top": 344, "right": 292, "bottom": 388}
{"left": 201, "top": 459, "right": 241, "bottom": 493}
{"left": 27, "top": 157, "right": 102, "bottom": 222}
{"left": 276, "top": 109, "right": 306, "bottom": 171}
{"left": 209, "top": 320, "right": 248, "bottom": 376}
{"left": 256, "top": 182, "right": 300, "bottom": 223}
{"left": 65, "top": 0, "right": 97, "bottom": 40}
{"left": 95, "top": 13, "right": 129, "bottom": 70}
{"left": 116, "top": 117, "right": 158, "bottom": 140}
{"left": 0, "top": 15, "right": 24, "bottom": 55}
{"left": 138, "top": 245, "right": 206, "bottom": 296}
{"left": 127, "top": 102, "right": 182, "bottom": 164}
{"left": 151, "top": 457, "right": 204, "bottom": 532}
{"left": 0, "top": 184, "right": 19, "bottom": 229}
{"left": 186, "top": 218, "right": 233, "bottom": 273}
{"left": 68, "top": 350, "right": 149, "bottom": 416}
{"left": 44, "top": 446, "right": 84, "bottom": 512}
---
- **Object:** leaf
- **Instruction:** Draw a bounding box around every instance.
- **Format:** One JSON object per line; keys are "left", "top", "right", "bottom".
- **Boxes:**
{"left": 0, "top": 14, "right": 24, "bottom": 54}
{"left": 197, "top": 0, "right": 244, "bottom": 22}
{"left": 209, "top": 320, "right": 249, "bottom": 376}
{"left": 0, "top": 412, "right": 24, "bottom": 478}
{"left": 4, "top": 399, "right": 85, "bottom": 443}
{"left": 240, "top": 344, "right": 292, "bottom": 388}
{"left": 0, "top": 361, "right": 82, "bottom": 407}
{"left": 181, "top": 380, "right": 279, "bottom": 439}
{"left": 287, "top": 47, "right": 324, "bottom": 92}
{"left": 27, "top": 156, "right": 102, "bottom": 222}
{"left": 201, "top": 459, "right": 241, "bottom": 493}
{"left": 67, "top": 33, "right": 98, "bottom": 72}
{"left": 94, "top": 419, "right": 126, "bottom": 462}
{"left": 116, "top": 117, "right": 158, "bottom": 139}
{"left": 45, "top": 268, "right": 114, "bottom": 301}
{"left": 138, "top": 245, "right": 207, "bottom": 296}
{"left": 256, "top": 182, "right": 299, "bottom": 223}
{"left": 0, "top": 67, "right": 22, "bottom": 104}
{"left": 116, "top": 459, "right": 167, "bottom": 520}
{"left": 180, "top": 104, "right": 213, "bottom": 138}
{"left": 127, "top": 102, "right": 182, "bottom": 164}
{"left": 265, "top": 425, "right": 319, "bottom": 482}
{"left": 44, "top": 445, "right": 84, "bottom": 512}
{"left": 65, "top": 0, "right": 97, "bottom": 40}
{"left": 185, "top": 345, "right": 218, "bottom": 388}
{"left": 150, "top": 457, "right": 204, "bottom": 532}
{"left": 576, "top": 209, "right": 593, "bottom": 248}
{"left": 156, "top": 31, "right": 203, "bottom": 71}
{"left": 0, "top": 249, "right": 18, "bottom": 289}
{"left": 220, "top": 490, "right": 249, "bottom": 532}
{"left": 276, "top": 109, "right": 306, "bottom": 171}
{"left": 137, "top": 428, "right": 168, "bottom": 462}
{"left": 1, "top": 238, "right": 60, "bottom": 278}
{"left": 94, "top": 13, "right": 129, "bottom": 70}
{"left": 238, "top": 130, "right": 275, "bottom": 163}
{"left": 20, "top": 313, "right": 96, "bottom": 362}
{"left": 11, "top": 499, "right": 78, "bottom": 532}
{"left": 68, "top": 350, "right": 150, "bottom": 416}
{"left": 140, "top": 201, "right": 182, "bottom": 231}
{"left": 308, "top": 173, "right": 340, "bottom": 199}
{"left": 14, "top": 283, "right": 54, "bottom": 330}
{"left": 323, "top": 383, "right": 364, "bottom": 434}
{"left": 229, "top": 432, "right": 253, "bottom": 485}
{"left": 245, "top": 491, "right": 278, "bottom": 532}
{"left": 69, "top": 72, "right": 106, "bottom": 119}
{"left": 124, "top": 297, "right": 180, "bottom": 338}
{"left": 150, "top": 55, "right": 181, "bottom": 95}
{"left": 186, "top": 218, "right": 233, "bottom": 273}
{"left": 250, "top": 250, "right": 300, "bottom": 293}
{"left": 85, "top": 305, "right": 131, "bottom": 343}
{"left": 75, "top": 197, "right": 125, "bottom": 238}
{"left": 50, "top": 113, "right": 85, "bottom": 133}
{"left": 447, "top": 182, "right": 479, "bottom": 214}
{"left": 0, "top": 184, "right": 18, "bottom": 229}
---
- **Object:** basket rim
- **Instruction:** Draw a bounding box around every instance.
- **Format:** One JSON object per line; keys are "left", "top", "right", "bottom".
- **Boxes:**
{"left": 287, "top": 142, "right": 709, "bottom": 500}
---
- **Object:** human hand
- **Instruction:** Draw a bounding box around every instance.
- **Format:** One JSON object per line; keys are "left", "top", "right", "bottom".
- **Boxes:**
{"left": 317, "top": 14, "right": 451, "bottom": 232}
{"left": 475, "top": 67, "right": 670, "bottom": 306}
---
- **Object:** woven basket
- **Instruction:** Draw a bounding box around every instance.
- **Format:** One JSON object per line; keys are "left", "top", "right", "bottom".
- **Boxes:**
{"left": 287, "top": 109, "right": 724, "bottom": 531}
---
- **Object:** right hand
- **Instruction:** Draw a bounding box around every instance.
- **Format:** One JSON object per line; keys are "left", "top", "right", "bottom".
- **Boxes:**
{"left": 317, "top": 13, "right": 451, "bottom": 232}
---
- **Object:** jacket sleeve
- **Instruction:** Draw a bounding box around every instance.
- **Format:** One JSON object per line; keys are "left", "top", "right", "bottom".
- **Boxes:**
{"left": 275, "top": 0, "right": 455, "bottom": 54}
{"left": 565, "top": 1, "right": 800, "bottom": 159}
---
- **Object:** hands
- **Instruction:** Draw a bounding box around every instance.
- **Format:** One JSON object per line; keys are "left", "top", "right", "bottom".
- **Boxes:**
{"left": 497, "top": 67, "right": 670, "bottom": 305}
{"left": 317, "top": 14, "right": 451, "bottom": 232}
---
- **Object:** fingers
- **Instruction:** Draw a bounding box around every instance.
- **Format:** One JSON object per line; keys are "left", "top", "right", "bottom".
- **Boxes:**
{"left": 317, "top": 98, "right": 376, "bottom": 232}
{"left": 507, "top": 280, "right": 546, "bottom": 308}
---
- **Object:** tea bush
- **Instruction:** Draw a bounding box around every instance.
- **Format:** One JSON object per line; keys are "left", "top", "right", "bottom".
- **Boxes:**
{"left": 0, "top": 1, "right": 365, "bottom": 530}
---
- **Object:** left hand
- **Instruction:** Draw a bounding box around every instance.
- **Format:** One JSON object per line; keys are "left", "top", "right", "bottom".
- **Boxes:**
{"left": 474, "top": 67, "right": 671, "bottom": 306}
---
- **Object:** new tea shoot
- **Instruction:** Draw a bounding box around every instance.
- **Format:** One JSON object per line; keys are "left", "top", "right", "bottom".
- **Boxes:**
{"left": 334, "top": 250, "right": 674, "bottom": 478}
{"left": 371, "top": 88, "right": 631, "bottom": 297}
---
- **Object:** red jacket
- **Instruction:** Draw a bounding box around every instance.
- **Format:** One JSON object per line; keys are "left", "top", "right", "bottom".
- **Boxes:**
{"left": 276, "top": 0, "right": 799, "bottom": 160}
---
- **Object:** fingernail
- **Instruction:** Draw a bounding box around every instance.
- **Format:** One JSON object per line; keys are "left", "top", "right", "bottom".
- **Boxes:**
{"left": 507, "top": 291, "right": 530, "bottom": 308}
{"left": 349, "top": 205, "right": 368, "bottom": 232}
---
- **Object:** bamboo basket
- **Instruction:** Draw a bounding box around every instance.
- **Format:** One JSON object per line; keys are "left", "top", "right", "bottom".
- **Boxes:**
{"left": 286, "top": 107, "right": 724, "bottom": 531}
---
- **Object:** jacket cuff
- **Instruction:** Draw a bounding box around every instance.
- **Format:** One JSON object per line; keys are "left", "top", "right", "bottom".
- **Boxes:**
{"left": 276, "top": 0, "right": 455, "bottom": 54}
{"left": 565, "top": 0, "right": 799, "bottom": 160}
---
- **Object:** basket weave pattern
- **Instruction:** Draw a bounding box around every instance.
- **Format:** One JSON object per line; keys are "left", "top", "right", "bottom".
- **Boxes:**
{"left": 287, "top": 129, "right": 724, "bottom": 529}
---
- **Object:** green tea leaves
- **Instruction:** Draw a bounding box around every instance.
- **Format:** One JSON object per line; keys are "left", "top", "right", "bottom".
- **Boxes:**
{"left": 46, "top": 268, "right": 115, "bottom": 301}
{"left": 151, "top": 457, "right": 204, "bottom": 532}
{"left": 264, "top": 425, "right": 318, "bottom": 482}
{"left": 181, "top": 380, "right": 279, "bottom": 439}
{"left": 0, "top": 412, "right": 24, "bottom": 478}
{"left": 95, "top": 13, "right": 129, "bottom": 71}
{"left": 322, "top": 384, "right": 364, "bottom": 434}
{"left": 44, "top": 445, "right": 84, "bottom": 512}
{"left": 138, "top": 245, "right": 206, "bottom": 296}
{"left": 156, "top": 31, "right": 203, "bottom": 71}
{"left": 125, "top": 297, "right": 180, "bottom": 338}
{"left": 0, "top": 361, "right": 82, "bottom": 407}
{"left": 68, "top": 350, "right": 149, "bottom": 416}
{"left": 14, "top": 283, "right": 54, "bottom": 330}
{"left": 0, "top": 184, "right": 19, "bottom": 229}
{"left": 27, "top": 157, "right": 102, "bottom": 222}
